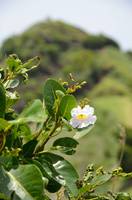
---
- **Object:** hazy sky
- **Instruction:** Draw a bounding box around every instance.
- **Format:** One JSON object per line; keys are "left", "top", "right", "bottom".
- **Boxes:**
{"left": 1, "top": 0, "right": 132, "bottom": 50}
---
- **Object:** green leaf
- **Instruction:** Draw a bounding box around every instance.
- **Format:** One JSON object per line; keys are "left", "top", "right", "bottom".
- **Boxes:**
{"left": 53, "top": 137, "right": 79, "bottom": 155}
{"left": 0, "top": 83, "right": 6, "bottom": 118}
{"left": 0, "top": 193, "right": 10, "bottom": 200}
{"left": 59, "top": 94, "right": 77, "bottom": 120}
{"left": 91, "top": 173, "right": 112, "bottom": 187}
{"left": 4, "top": 79, "right": 19, "bottom": 89}
{"left": 77, "top": 184, "right": 92, "bottom": 199}
{"left": 33, "top": 159, "right": 62, "bottom": 193}
{"left": 22, "top": 56, "right": 40, "bottom": 70}
{"left": 7, "top": 164, "right": 45, "bottom": 200}
{"left": 0, "top": 154, "right": 18, "bottom": 171}
{"left": 0, "top": 119, "right": 9, "bottom": 151}
{"left": 6, "top": 91, "right": 19, "bottom": 109}
{"left": 6, "top": 54, "right": 22, "bottom": 72}
{"left": 73, "top": 125, "right": 94, "bottom": 139}
{"left": 0, "top": 118, "right": 9, "bottom": 131}
{"left": 43, "top": 79, "right": 66, "bottom": 115}
{"left": 0, "top": 166, "right": 11, "bottom": 199}
{"left": 37, "top": 152, "right": 79, "bottom": 196}
{"left": 19, "top": 99, "right": 47, "bottom": 123}
{"left": 17, "top": 123, "right": 32, "bottom": 142}
{"left": 23, "top": 139, "right": 37, "bottom": 158}
{"left": 115, "top": 193, "right": 132, "bottom": 200}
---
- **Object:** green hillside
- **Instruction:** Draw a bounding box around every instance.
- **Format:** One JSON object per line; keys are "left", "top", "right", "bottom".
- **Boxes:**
{"left": 0, "top": 19, "right": 132, "bottom": 192}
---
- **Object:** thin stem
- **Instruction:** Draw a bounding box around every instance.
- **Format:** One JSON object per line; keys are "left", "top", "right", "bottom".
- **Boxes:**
{"left": 33, "top": 116, "right": 50, "bottom": 139}
{"left": 34, "top": 119, "right": 60, "bottom": 153}
{"left": 111, "top": 125, "right": 126, "bottom": 193}
{"left": 42, "top": 121, "right": 59, "bottom": 146}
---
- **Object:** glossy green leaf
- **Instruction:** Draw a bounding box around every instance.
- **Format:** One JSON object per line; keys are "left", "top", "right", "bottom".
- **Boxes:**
{"left": 0, "top": 83, "right": 6, "bottom": 118}
{"left": 53, "top": 137, "right": 79, "bottom": 155}
{"left": 59, "top": 94, "right": 77, "bottom": 120}
{"left": 0, "top": 69, "right": 4, "bottom": 80}
{"left": 7, "top": 164, "right": 45, "bottom": 200}
{"left": 43, "top": 79, "right": 66, "bottom": 114}
{"left": 4, "top": 79, "right": 19, "bottom": 89}
{"left": 38, "top": 152, "right": 79, "bottom": 196}
{"left": 6, "top": 91, "right": 19, "bottom": 109}
{"left": 73, "top": 125, "right": 94, "bottom": 139}
{"left": 33, "top": 160, "right": 62, "bottom": 193}
{"left": 19, "top": 99, "right": 47, "bottom": 123}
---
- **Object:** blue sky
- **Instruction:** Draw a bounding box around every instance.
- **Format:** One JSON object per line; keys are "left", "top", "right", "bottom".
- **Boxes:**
{"left": 1, "top": 0, "right": 132, "bottom": 50}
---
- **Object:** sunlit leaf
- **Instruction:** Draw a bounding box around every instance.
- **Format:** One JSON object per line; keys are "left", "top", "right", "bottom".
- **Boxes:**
{"left": 4, "top": 79, "right": 19, "bottom": 89}
{"left": 53, "top": 137, "right": 79, "bottom": 155}
{"left": 7, "top": 164, "right": 45, "bottom": 200}
{"left": 37, "top": 152, "right": 79, "bottom": 196}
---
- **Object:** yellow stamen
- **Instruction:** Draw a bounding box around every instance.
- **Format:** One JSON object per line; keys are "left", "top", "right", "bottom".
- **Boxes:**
{"left": 77, "top": 114, "right": 87, "bottom": 120}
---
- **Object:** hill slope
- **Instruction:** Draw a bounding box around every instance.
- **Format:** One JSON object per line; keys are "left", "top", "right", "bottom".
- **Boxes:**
{"left": 0, "top": 20, "right": 132, "bottom": 191}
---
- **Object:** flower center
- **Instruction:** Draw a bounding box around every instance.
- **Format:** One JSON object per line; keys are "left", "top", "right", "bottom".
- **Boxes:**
{"left": 77, "top": 114, "right": 88, "bottom": 120}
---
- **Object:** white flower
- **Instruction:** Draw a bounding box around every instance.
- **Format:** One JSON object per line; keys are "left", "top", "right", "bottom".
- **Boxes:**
{"left": 70, "top": 105, "right": 97, "bottom": 129}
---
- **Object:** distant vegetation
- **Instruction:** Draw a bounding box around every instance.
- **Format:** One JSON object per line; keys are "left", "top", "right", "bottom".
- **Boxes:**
{"left": 0, "top": 19, "right": 132, "bottom": 193}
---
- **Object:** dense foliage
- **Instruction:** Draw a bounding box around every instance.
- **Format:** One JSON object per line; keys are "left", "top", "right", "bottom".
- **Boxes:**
{"left": 0, "top": 20, "right": 132, "bottom": 193}
{"left": 0, "top": 55, "right": 132, "bottom": 200}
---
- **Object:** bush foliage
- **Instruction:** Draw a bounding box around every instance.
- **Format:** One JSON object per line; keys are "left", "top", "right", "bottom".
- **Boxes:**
{"left": 0, "top": 55, "right": 132, "bottom": 200}
{"left": 0, "top": 20, "right": 132, "bottom": 195}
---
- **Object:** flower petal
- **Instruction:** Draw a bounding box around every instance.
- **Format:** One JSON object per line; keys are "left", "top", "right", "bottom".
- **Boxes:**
{"left": 78, "top": 122, "right": 88, "bottom": 129}
{"left": 82, "top": 105, "right": 94, "bottom": 115}
{"left": 70, "top": 118, "right": 80, "bottom": 128}
{"left": 87, "top": 115, "right": 97, "bottom": 124}
{"left": 70, "top": 104, "right": 97, "bottom": 129}
{"left": 71, "top": 106, "right": 82, "bottom": 117}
